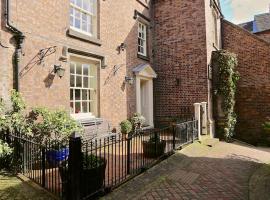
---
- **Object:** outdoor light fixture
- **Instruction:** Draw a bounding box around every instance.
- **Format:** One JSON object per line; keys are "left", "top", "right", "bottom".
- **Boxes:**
{"left": 118, "top": 43, "right": 127, "bottom": 53}
{"left": 54, "top": 65, "right": 65, "bottom": 78}
{"left": 125, "top": 76, "right": 134, "bottom": 85}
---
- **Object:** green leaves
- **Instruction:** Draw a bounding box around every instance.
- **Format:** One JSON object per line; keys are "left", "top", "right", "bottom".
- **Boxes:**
{"left": 212, "top": 50, "right": 239, "bottom": 140}
{"left": 31, "top": 107, "right": 83, "bottom": 145}
{"left": 120, "top": 120, "right": 132, "bottom": 134}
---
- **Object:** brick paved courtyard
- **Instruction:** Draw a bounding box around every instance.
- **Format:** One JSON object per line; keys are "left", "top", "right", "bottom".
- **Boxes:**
{"left": 103, "top": 141, "right": 270, "bottom": 200}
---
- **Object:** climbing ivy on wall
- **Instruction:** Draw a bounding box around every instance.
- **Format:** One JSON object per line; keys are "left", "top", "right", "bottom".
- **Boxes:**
{"left": 212, "top": 50, "right": 240, "bottom": 141}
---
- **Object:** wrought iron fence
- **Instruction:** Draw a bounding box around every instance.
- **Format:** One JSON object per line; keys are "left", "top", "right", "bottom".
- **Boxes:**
{"left": 1, "top": 119, "right": 198, "bottom": 200}
{"left": 77, "top": 119, "right": 198, "bottom": 199}
{"left": 1, "top": 132, "right": 68, "bottom": 199}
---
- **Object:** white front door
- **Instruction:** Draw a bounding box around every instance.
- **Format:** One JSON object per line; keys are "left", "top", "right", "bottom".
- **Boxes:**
{"left": 136, "top": 76, "right": 154, "bottom": 127}
{"left": 140, "top": 79, "right": 150, "bottom": 126}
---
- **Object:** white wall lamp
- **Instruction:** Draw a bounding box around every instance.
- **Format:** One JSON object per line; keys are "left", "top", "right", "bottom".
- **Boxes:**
{"left": 54, "top": 65, "right": 65, "bottom": 78}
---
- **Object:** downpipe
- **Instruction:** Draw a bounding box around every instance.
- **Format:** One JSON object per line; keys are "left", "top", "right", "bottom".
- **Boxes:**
{"left": 5, "top": 0, "right": 25, "bottom": 92}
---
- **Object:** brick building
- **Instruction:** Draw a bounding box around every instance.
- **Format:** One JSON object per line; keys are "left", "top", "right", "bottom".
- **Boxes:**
{"left": 223, "top": 20, "right": 270, "bottom": 144}
{"left": 0, "top": 0, "right": 221, "bottom": 135}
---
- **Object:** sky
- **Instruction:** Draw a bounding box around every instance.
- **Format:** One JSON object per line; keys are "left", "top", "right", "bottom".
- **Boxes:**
{"left": 220, "top": 0, "right": 270, "bottom": 24}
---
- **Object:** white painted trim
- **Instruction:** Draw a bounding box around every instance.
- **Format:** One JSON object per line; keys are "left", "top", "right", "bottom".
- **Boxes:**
{"left": 135, "top": 75, "right": 154, "bottom": 127}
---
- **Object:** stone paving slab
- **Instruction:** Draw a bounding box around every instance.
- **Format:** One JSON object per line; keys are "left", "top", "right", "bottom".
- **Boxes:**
{"left": 103, "top": 141, "right": 270, "bottom": 200}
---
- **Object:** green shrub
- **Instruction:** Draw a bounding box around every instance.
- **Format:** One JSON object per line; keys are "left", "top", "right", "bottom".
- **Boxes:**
{"left": 0, "top": 139, "right": 13, "bottom": 170}
{"left": 212, "top": 50, "right": 239, "bottom": 141}
{"left": 120, "top": 120, "right": 132, "bottom": 134}
{"left": 30, "top": 107, "right": 83, "bottom": 146}
{"left": 82, "top": 154, "right": 105, "bottom": 169}
{"left": 131, "top": 113, "right": 145, "bottom": 130}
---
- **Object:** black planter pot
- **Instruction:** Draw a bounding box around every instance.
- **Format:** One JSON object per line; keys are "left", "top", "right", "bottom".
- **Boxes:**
{"left": 80, "top": 161, "right": 107, "bottom": 198}
{"left": 59, "top": 160, "right": 106, "bottom": 198}
{"left": 143, "top": 140, "right": 166, "bottom": 158}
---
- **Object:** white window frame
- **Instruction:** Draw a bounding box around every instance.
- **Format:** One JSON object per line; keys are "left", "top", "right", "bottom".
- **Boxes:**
{"left": 70, "top": 0, "right": 97, "bottom": 37}
{"left": 70, "top": 55, "right": 99, "bottom": 119}
{"left": 138, "top": 22, "right": 147, "bottom": 57}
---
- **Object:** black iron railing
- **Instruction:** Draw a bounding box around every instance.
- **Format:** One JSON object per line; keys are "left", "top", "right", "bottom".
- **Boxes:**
{"left": 2, "top": 133, "right": 68, "bottom": 199}
{"left": 2, "top": 119, "right": 198, "bottom": 200}
{"left": 76, "top": 120, "right": 198, "bottom": 199}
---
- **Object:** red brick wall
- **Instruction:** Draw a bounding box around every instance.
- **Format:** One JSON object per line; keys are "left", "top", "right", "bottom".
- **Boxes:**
{"left": 0, "top": 0, "right": 152, "bottom": 127}
{"left": 255, "top": 30, "right": 270, "bottom": 43}
{"left": 222, "top": 20, "right": 270, "bottom": 144}
{"left": 152, "top": 0, "right": 209, "bottom": 125}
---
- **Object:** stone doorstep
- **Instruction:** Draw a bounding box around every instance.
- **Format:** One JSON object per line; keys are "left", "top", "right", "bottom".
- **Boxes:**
{"left": 17, "top": 174, "right": 59, "bottom": 200}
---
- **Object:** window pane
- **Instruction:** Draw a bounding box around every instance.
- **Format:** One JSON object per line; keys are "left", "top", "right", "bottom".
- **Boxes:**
{"left": 82, "top": 22, "right": 87, "bottom": 32}
{"left": 82, "top": 101, "right": 88, "bottom": 113}
{"left": 89, "top": 90, "right": 95, "bottom": 100}
{"left": 70, "top": 75, "right": 75, "bottom": 87}
{"left": 70, "top": 0, "right": 75, "bottom": 4}
{"left": 89, "top": 101, "right": 96, "bottom": 114}
{"left": 83, "top": 64, "right": 89, "bottom": 75}
{"left": 70, "top": 89, "right": 74, "bottom": 100}
{"left": 76, "top": 75, "right": 82, "bottom": 87}
{"left": 82, "top": 90, "right": 88, "bottom": 100}
{"left": 75, "top": 89, "right": 81, "bottom": 100}
{"left": 89, "top": 78, "right": 96, "bottom": 89}
{"left": 76, "top": 63, "right": 82, "bottom": 75}
{"left": 76, "top": 0, "right": 82, "bottom": 7}
{"left": 89, "top": 64, "right": 97, "bottom": 76}
{"left": 83, "top": 0, "right": 90, "bottom": 11}
{"left": 83, "top": 77, "right": 89, "bottom": 88}
{"left": 88, "top": 15, "right": 92, "bottom": 34}
{"left": 75, "top": 10, "right": 81, "bottom": 29}
{"left": 75, "top": 102, "right": 81, "bottom": 113}
{"left": 70, "top": 63, "right": 75, "bottom": 74}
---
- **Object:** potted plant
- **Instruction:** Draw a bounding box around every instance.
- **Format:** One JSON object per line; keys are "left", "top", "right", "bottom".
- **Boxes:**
{"left": 143, "top": 133, "right": 166, "bottom": 158}
{"left": 30, "top": 108, "right": 83, "bottom": 166}
{"left": 120, "top": 120, "right": 132, "bottom": 139}
{"left": 59, "top": 154, "right": 106, "bottom": 198}
{"left": 131, "top": 113, "right": 146, "bottom": 131}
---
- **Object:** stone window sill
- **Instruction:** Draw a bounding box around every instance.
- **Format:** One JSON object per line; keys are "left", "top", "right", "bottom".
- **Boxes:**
{"left": 67, "top": 28, "right": 102, "bottom": 46}
{"left": 137, "top": 53, "right": 150, "bottom": 61}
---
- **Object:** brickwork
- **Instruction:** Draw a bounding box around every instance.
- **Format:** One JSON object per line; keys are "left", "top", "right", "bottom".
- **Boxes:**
{"left": 152, "top": 0, "right": 212, "bottom": 126}
{"left": 0, "top": 0, "right": 152, "bottom": 127}
{"left": 222, "top": 20, "right": 270, "bottom": 144}
{"left": 255, "top": 30, "right": 270, "bottom": 43}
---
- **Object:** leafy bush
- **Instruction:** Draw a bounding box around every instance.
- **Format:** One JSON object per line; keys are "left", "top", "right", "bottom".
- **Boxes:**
{"left": 83, "top": 154, "right": 105, "bottom": 169}
{"left": 120, "top": 120, "right": 132, "bottom": 134}
{"left": 212, "top": 50, "right": 239, "bottom": 141}
{"left": 131, "top": 113, "right": 145, "bottom": 130}
{"left": 30, "top": 107, "right": 83, "bottom": 146}
{"left": 0, "top": 139, "right": 13, "bottom": 170}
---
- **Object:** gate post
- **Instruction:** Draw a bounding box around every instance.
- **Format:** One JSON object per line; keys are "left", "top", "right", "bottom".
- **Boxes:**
{"left": 194, "top": 103, "right": 202, "bottom": 141}
{"left": 68, "top": 132, "right": 82, "bottom": 200}
{"left": 201, "top": 102, "right": 208, "bottom": 136}
{"left": 127, "top": 136, "right": 131, "bottom": 175}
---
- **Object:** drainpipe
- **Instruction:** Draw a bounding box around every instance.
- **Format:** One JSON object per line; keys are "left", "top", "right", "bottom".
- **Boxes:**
{"left": 5, "top": 0, "right": 25, "bottom": 92}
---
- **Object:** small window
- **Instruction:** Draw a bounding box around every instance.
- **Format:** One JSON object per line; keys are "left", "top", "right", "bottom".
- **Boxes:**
{"left": 70, "top": 0, "right": 97, "bottom": 38}
{"left": 138, "top": 22, "right": 147, "bottom": 57}
{"left": 70, "top": 58, "right": 98, "bottom": 117}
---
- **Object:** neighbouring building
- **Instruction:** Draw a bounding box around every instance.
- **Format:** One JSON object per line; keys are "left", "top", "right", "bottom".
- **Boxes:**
{"left": 239, "top": 7, "right": 270, "bottom": 43}
{"left": 223, "top": 20, "right": 270, "bottom": 145}
{"left": 0, "top": 0, "right": 222, "bottom": 136}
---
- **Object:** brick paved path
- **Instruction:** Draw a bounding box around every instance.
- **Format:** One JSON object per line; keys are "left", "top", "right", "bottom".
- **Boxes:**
{"left": 103, "top": 141, "right": 270, "bottom": 200}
